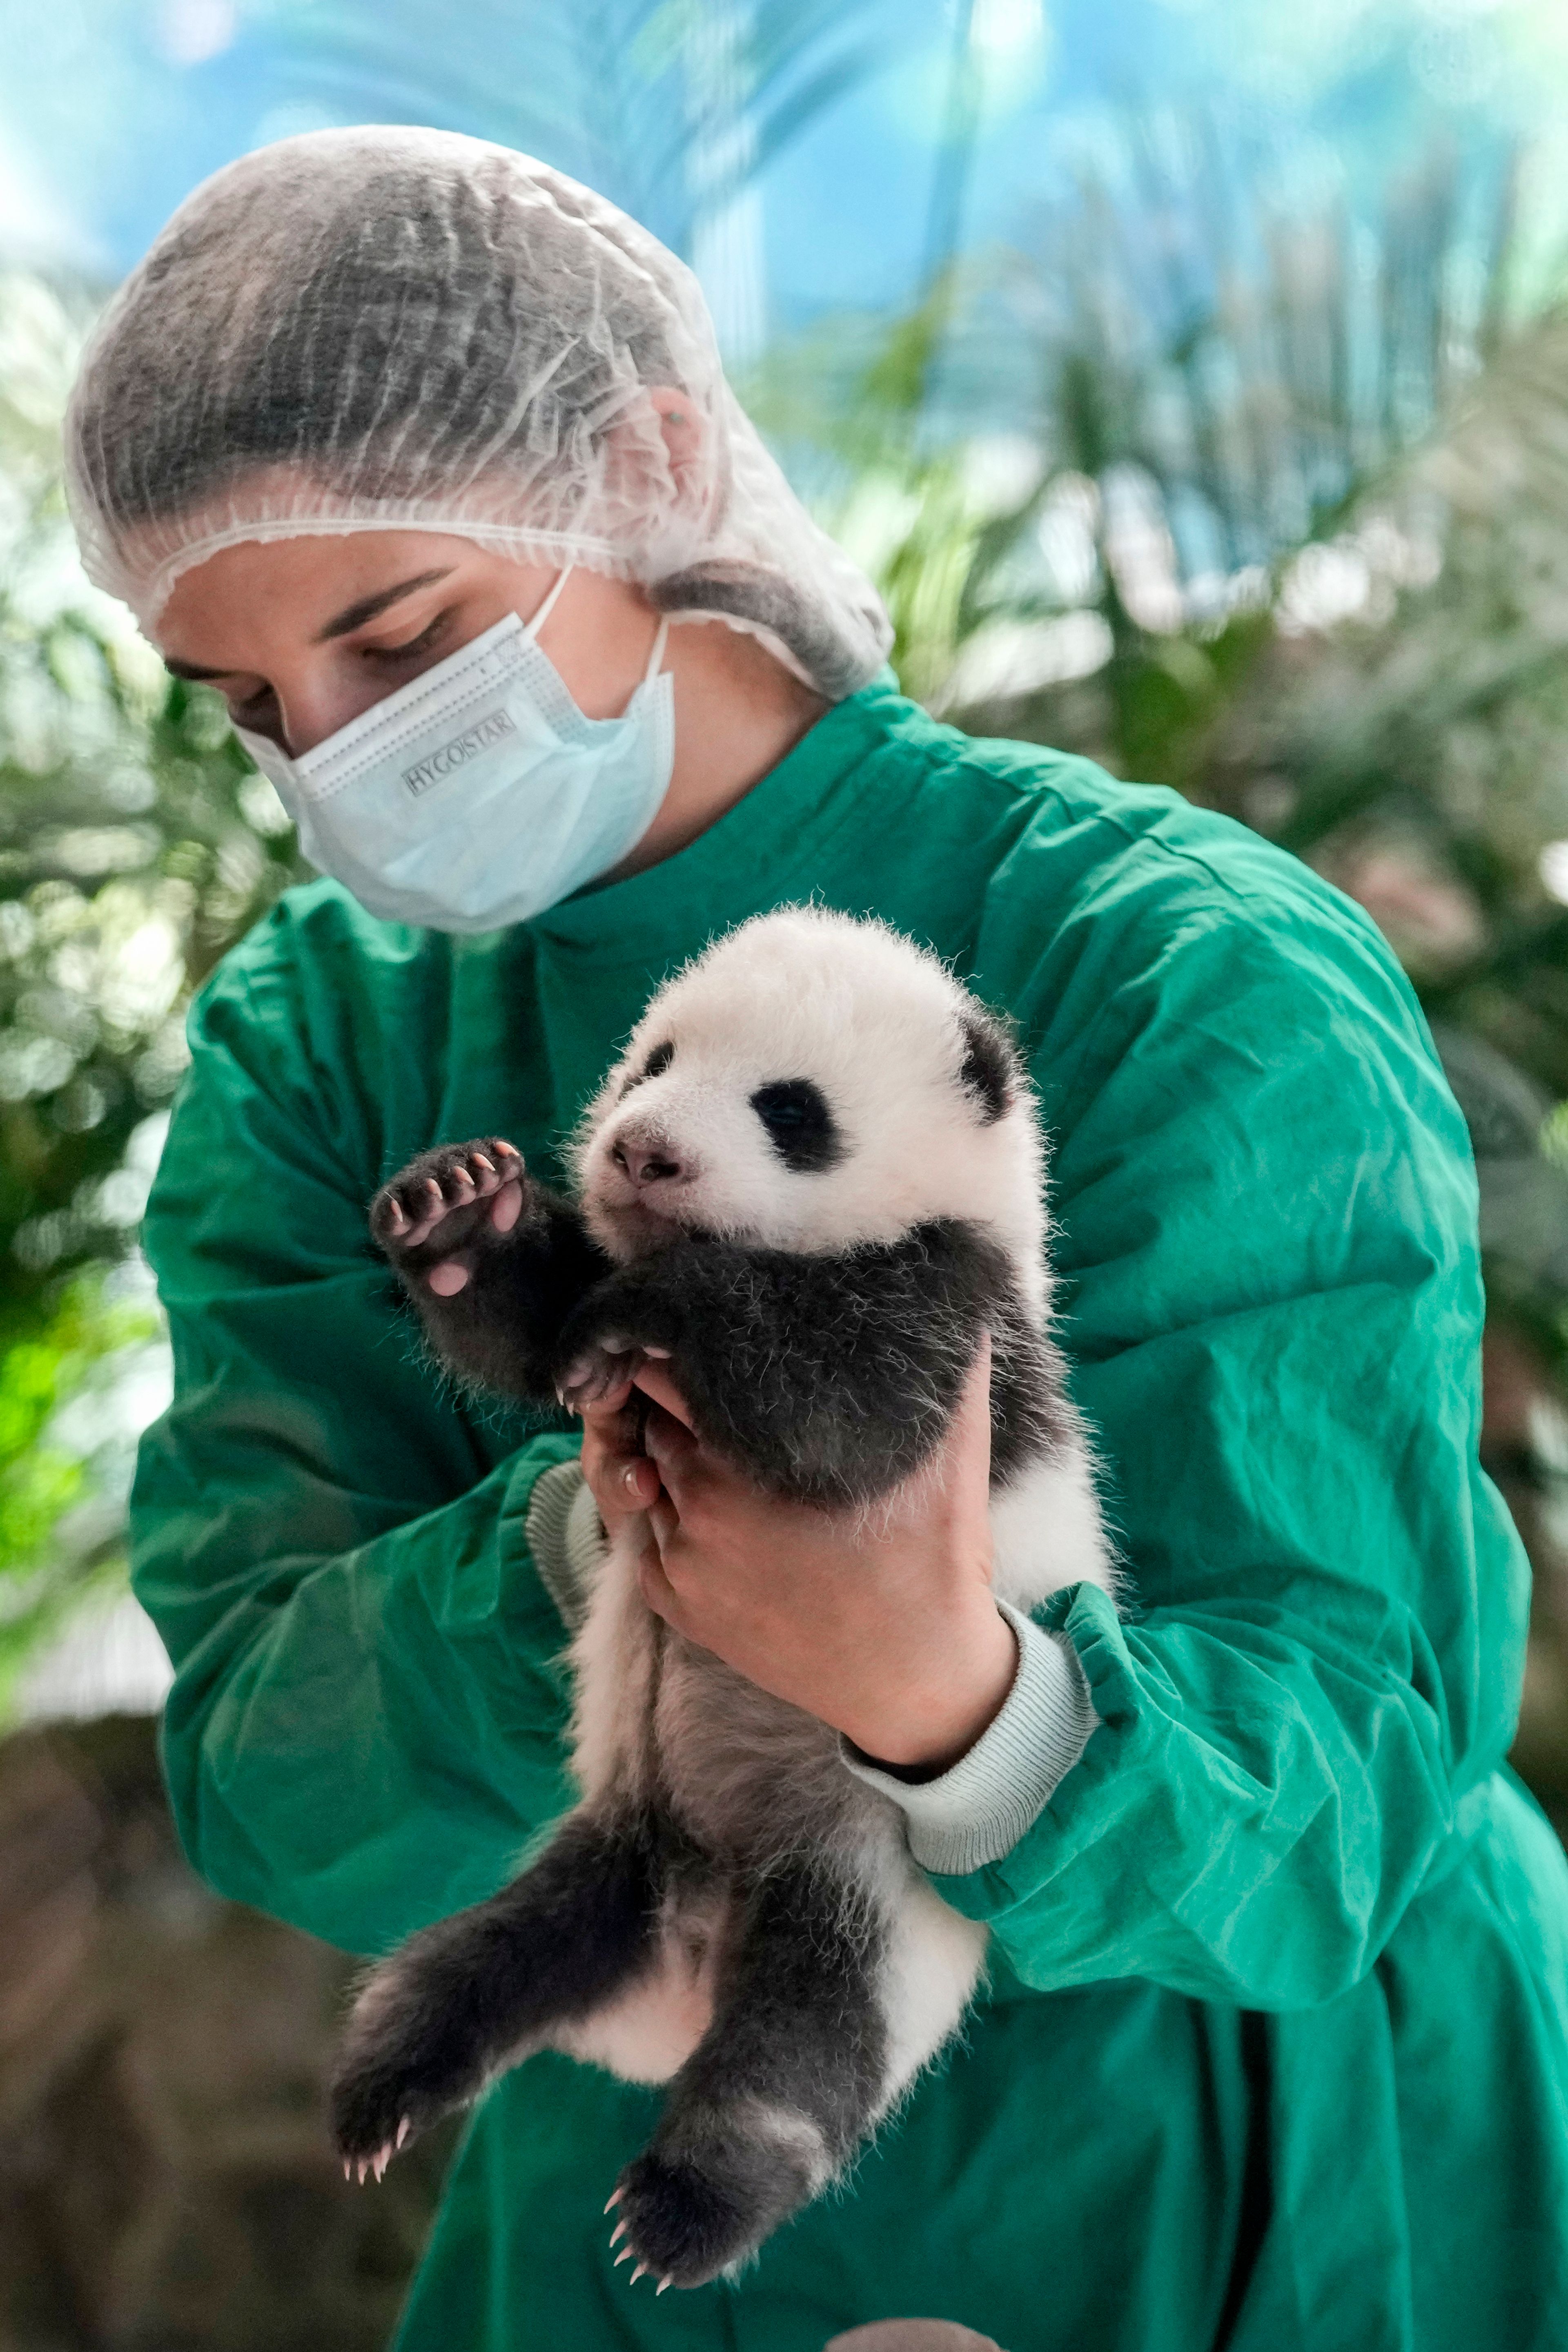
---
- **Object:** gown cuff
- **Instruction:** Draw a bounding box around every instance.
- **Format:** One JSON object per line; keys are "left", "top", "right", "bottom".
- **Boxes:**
{"left": 837, "top": 1600, "right": 1099, "bottom": 1875}
{"left": 523, "top": 1457, "right": 603, "bottom": 1631}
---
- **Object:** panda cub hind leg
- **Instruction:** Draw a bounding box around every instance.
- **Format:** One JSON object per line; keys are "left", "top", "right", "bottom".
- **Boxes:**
{"left": 606, "top": 1838, "right": 989, "bottom": 2289}
{"left": 330, "top": 1804, "right": 671, "bottom": 2174}
{"left": 608, "top": 1852, "right": 888, "bottom": 2288}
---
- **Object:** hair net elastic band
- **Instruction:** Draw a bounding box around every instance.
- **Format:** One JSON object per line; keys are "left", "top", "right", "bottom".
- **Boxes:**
{"left": 135, "top": 516, "right": 631, "bottom": 632}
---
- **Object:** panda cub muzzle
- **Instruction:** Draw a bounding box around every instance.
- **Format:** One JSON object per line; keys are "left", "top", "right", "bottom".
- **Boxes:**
{"left": 332, "top": 906, "right": 1116, "bottom": 2290}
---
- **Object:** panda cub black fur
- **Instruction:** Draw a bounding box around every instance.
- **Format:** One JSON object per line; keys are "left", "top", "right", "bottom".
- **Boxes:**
{"left": 331, "top": 907, "right": 1113, "bottom": 2288}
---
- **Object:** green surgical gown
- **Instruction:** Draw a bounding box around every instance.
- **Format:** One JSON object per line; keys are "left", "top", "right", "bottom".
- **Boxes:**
{"left": 130, "top": 676, "right": 1568, "bottom": 2350}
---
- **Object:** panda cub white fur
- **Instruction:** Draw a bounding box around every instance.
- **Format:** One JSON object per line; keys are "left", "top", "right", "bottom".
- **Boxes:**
{"left": 330, "top": 907, "right": 1113, "bottom": 2290}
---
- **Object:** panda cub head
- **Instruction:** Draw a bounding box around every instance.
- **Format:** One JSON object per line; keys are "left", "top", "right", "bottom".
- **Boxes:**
{"left": 573, "top": 908, "right": 1048, "bottom": 1286}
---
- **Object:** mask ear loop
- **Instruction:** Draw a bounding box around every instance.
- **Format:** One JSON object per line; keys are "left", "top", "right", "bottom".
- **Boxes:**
{"left": 523, "top": 564, "right": 575, "bottom": 641}
{"left": 526, "top": 565, "right": 669, "bottom": 698}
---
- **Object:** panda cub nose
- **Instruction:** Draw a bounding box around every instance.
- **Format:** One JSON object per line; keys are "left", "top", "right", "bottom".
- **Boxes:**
{"left": 611, "top": 1134, "right": 685, "bottom": 1187}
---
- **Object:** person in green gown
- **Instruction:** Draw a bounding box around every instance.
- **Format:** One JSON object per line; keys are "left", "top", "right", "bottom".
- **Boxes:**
{"left": 62, "top": 123, "right": 1568, "bottom": 2352}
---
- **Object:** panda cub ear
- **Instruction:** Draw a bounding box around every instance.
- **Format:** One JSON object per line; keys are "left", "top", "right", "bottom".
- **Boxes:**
{"left": 619, "top": 1039, "right": 675, "bottom": 1098}
{"left": 957, "top": 1012, "right": 1016, "bottom": 1124}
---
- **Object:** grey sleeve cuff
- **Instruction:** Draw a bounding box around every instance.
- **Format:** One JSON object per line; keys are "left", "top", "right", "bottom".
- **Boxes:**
{"left": 838, "top": 1598, "right": 1099, "bottom": 1875}
{"left": 524, "top": 1459, "right": 606, "bottom": 1632}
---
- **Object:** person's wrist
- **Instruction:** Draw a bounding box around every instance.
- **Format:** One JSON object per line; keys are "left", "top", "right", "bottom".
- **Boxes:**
{"left": 841, "top": 1599, "right": 1018, "bottom": 1776}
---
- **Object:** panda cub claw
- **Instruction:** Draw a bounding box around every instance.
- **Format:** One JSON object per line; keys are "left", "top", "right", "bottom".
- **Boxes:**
{"left": 330, "top": 1970, "right": 493, "bottom": 2171}
{"left": 371, "top": 1138, "right": 527, "bottom": 1273}
{"left": 608, "top": 2147, "right": 760, "bottom": 2290}
{"left": 557, "top": 1333, "right": 649, "bottom": 1411}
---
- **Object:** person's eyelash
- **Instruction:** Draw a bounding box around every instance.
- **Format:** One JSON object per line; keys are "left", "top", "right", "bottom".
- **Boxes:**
{"left": 364, "top": 609, "right": 451, "bottom": 665}
{"left": 221, "top": 605, "right": 454, "bottom": 720}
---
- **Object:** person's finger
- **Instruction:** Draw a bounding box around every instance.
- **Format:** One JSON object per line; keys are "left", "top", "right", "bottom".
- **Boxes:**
{"left": 643, "top": 1406, "right": 721, "bottom": 1526}
{"left": 616, "top": 1454, "right": 661, "bottom": 1510}
{"left": 579, "top": 1399, "right": 661, "bottom": 1518}
{"left": 946, "top": 1330, "right": 995, "bottom": 1525}
{"left": 953, "top": 1331, "right": 993, "bottom": 1451}
{"left": 630, "top": 1360, "right": 697, "bottom": 1430}
{"left": 578, "top": 1400, "right": 624, "bottom": 1449}
{"left": 641, "top": 1399, "right": 699, "bottom": 1474}
{"left": 882, "top": 1332, "right": 993, "bottom": 1540}
{"left": 582, "top": 1448, "right": 659, "bottom": 1521}
{"left": 646, "top": 1491, "right": 681, "bottom": 1552}
{"left": 637, "top": 1538, "right": 685, "bottom": 1627}
{"left": 577, "top": 1393, "right": 643, "bottom": 1452}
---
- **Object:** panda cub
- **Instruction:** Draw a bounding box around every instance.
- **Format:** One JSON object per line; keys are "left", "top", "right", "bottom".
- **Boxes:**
{"left": 331, "top": 907, "right": 1112, "bottom": 2289}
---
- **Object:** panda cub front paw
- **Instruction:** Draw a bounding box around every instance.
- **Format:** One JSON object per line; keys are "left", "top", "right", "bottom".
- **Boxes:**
{"left": 371, "top": 1137, "right": 527, "bottom": 1295}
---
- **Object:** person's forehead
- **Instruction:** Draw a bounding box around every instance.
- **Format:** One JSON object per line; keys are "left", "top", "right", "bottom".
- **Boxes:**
{"left": 150, "top": 526, "right": 504, "bottom": 658}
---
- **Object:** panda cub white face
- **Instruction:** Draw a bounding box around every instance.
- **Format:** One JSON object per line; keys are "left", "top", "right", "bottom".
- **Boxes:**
{"left": 573, "top": 908, "right": 1049, "bottom": 1285}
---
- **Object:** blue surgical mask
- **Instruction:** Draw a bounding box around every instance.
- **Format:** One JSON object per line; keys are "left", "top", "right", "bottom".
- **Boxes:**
{"left": 234, "top": 568, "right": 675, "bottom": 931}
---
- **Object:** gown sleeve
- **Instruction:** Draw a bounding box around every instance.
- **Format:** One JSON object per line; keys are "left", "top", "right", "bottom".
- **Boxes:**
{"left": 935, "top": 822, "right": 1533, "bottom": 2010}
{"left": 129, "top": 895, "right": 582, "bottom": 1957}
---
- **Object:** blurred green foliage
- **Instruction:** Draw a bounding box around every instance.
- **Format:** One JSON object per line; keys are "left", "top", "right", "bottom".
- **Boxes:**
{"left": 0, "top": 273, "right": 302, "bottom": 1698}
{"left": 756, "top": 139, "right": 1568, "bottom": 1387}
{"left": 0, "top": 1273, "right": 158, "bottom": 1698}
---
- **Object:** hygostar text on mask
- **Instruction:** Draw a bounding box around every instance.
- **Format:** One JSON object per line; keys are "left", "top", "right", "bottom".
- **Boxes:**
{"left": 402, "top": 709, "right": 518, "bottom": 798}
{"left": 232, "top": 600, "right": 675, "bottom": 928}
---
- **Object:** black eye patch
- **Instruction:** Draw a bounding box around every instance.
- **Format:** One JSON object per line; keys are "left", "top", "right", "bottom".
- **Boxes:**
{"left": 619, "top": 1039, "right": 675, "bottom": 1097}
{"left": 749, "top": 1078, "right": 844, "bottom": 1173}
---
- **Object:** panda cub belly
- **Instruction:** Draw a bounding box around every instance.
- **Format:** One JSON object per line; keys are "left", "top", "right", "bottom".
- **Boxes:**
{"left": 556, "top": 1612, "right": 862, "bottom": 2083}
{"left": 333, "top": 905, "right": 1114, "bottom": 2292}
{"left": 559, "top": 1535, "right": 920, "bottom": 2086}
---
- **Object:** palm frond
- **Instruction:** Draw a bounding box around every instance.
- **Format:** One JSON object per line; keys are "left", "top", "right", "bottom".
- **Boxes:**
{"left": 258, "top": 0, "right": 891, "bottom": 256}
{"left": 751, "top": 115, "right": 1568, "bottom": 1391}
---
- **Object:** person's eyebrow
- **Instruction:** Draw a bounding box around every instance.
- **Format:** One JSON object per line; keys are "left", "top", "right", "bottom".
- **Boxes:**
{"left": 314, "top": 568, "right": 456, "bottom": 642}
{"left": 160, "top": 568, "right": 459, "bottom": 682}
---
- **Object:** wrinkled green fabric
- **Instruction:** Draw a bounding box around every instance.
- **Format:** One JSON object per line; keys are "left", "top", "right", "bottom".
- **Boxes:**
{"left": 131, "top": 676, "right": 1568, "bottom": 2350}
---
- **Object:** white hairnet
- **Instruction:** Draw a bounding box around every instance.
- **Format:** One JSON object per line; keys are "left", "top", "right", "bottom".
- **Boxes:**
{"left": 64, "top": 126, "right": 891, "bottom": 702}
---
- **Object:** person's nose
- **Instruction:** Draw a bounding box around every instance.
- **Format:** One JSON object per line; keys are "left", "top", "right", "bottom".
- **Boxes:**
{"left": 273, "top": 666, "right": 401, "bottom": 757}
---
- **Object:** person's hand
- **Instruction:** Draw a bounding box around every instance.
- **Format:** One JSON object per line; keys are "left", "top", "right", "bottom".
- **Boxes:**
{"left": 577, "top": 1380, "right": 664, "bottom": 1540}
{"left": 575, "top": 1338, "right": 1016, "bottom": 1774}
